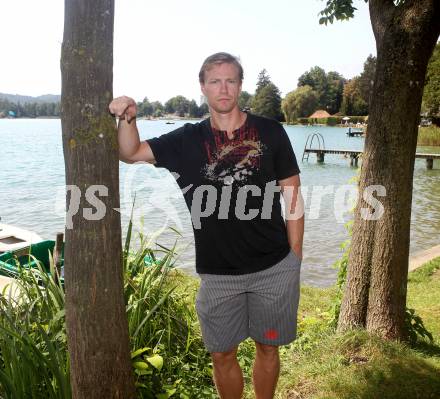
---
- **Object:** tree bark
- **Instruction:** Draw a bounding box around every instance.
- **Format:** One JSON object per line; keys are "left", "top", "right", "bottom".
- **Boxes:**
{"left": 61, "top": 1, "right": 136, "bottom": 397}
{"left": 337, "top": 0, "right": 440, "bottom": 340}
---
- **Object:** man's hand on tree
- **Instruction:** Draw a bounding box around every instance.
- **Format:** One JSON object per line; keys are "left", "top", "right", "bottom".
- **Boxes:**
{"left": 109, "top": 96, "right": 137, "bottom": 123}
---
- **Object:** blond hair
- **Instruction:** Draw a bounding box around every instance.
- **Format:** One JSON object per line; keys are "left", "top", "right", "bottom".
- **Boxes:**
{"left": 199, "top": 52, "right": 244, "bottom": 84}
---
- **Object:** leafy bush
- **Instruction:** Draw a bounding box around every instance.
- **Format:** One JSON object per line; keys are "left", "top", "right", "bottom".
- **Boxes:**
{"left": 326, "top": 116, "right": 339, "bottom": 126}
{"left": 297, "top": 117, "right": 310, "bottom": 125}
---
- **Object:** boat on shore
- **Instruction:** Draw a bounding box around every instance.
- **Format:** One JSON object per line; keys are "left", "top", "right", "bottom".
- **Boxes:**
{"left": 0, "top": 223, "right": 43, "bottom": 254}
{"left": 0, "top": 240, "right": 64, "bottom": 284}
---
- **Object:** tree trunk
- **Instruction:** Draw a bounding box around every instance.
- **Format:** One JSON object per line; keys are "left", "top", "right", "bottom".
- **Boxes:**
{"left": 337, "top": 0, "right": 440, "bottom": 340}
{"left": 61, "top": 1, "right": 136, "bottom": 397}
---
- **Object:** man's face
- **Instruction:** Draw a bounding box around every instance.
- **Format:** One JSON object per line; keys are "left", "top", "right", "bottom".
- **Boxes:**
{"left": 200, "top": 62, "right": 242, "bottom": 114}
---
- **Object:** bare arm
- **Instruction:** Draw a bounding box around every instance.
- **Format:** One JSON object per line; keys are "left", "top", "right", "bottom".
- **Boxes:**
{"left": 109, "top": 96, "right": 156, "bottom": 164}
{"left": 278, "top": 174, "right": 305, "bottom": 260}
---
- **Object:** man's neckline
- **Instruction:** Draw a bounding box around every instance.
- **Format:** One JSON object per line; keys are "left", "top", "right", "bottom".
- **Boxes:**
{"left": 209, "top": 112, "right": 250, "bottom": 137}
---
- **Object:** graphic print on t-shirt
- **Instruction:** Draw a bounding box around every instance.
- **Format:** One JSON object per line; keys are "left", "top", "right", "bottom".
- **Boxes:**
{"left": 202, "top": 121, "right": 263, "bottom": 186}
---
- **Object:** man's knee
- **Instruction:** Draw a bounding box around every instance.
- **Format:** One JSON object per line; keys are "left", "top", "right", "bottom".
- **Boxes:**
{"left": 210, "top": 345, "right": 239, "bottom": 366}
{"left": 254, "top": 341, "right": 279, "bottom": 358}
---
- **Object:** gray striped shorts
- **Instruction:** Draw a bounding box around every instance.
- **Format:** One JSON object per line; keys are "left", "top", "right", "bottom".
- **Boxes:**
{"left": 195, "top": 249, "right": 301, "bottom": 353}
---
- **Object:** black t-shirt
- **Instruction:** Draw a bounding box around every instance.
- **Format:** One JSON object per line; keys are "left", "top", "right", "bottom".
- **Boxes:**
{"left": 146, "top": 112, "right": 300, "bottom": 275}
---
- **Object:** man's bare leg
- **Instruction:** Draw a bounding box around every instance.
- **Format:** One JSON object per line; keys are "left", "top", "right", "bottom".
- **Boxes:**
{"left": 252, "top": 341, "right": 280, "bottom": 399}
{"left": 210, "top": 346, "right": 244, "bottom": 399}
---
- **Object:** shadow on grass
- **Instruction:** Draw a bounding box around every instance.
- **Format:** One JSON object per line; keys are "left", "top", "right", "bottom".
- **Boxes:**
{"left": 330, "top": 354, "right": 440, "bottom": 399}
{"left": 411, "top": 339, "right": 440, "bottom": 358}
{"left": 284, "top": 329, "right": 440, "bottom": 399}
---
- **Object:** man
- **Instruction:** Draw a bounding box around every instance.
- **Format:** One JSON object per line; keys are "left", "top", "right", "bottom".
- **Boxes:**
{"left": 109, "top": 52, "right": 304, "bottom": 399}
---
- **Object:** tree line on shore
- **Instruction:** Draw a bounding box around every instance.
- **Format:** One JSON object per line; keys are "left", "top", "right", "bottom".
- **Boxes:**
{"left": 130, "top": 56, "right": 378, "bottom": 122}
{"left": 123, "top": 44, "right": 440, "bottom": 124}
{"left": 1, "top": 42, "right": 438, "bottom": 122}
{"left": 0, "top": 99, "right": 60, "bottom": 118}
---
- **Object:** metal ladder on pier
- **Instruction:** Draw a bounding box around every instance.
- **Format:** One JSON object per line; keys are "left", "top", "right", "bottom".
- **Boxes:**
{"left": 302, "top": 132, "right": 325, "bottom": 162}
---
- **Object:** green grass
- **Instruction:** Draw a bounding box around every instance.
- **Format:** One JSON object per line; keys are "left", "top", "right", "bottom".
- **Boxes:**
{"left": 278, "top": 329, "right": 440, "bottom": 399}
{"left": 407, "top": 257, "right": 440, "bottom": 366}
{"left": 251, "top": 257, "right": 440, "bottom": 399}
{"left": 418, "top": 125, "right": 440, "bottom": 146}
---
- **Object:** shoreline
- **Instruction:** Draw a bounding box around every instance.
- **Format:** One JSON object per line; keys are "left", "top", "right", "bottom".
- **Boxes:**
{"left": 409, "top": 244, "right": 440, "bottom": 271}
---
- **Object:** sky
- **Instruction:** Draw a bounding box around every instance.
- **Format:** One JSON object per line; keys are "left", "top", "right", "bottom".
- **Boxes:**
{"left": 0, "top": 0, "right": 376, "bottom": 105}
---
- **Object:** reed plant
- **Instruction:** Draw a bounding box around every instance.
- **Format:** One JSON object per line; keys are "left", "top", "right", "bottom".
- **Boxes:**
{"left": 123, "top": 220, "right": 216, "bottom": 398}
{"left": 0, "top": 257, "right": 69, "bottom": 398}
{"left": 0, "top": 219, "right": 216, "bottom": 398}
{"left": 418, "top": 125, "right": 440, "bottom": 146}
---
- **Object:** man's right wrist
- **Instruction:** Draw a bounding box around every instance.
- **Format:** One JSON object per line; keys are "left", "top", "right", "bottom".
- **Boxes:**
{"left": 118, "top": 116, "right": 137, "bottom": 127}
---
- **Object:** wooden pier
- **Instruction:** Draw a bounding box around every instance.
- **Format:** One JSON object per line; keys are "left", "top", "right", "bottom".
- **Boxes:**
{"left": 303, "top": 148, "right": 440, "bottom": 169}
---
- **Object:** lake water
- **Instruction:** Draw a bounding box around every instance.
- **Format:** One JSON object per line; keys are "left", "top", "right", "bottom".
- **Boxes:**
{"left": 1, "top": 118, "right": 439, "bottom": 287}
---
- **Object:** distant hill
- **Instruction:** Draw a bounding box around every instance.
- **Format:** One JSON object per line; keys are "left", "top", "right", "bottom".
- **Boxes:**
{"left": 0, "top": 93, "right": 60, "bottom": 104}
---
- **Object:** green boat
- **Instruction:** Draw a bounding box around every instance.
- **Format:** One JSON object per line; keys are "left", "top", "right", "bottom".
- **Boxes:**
{"left": 0, "top": 240, "right": 164, "bottom": 289}
{"left": 0, "top": 240, "right": 64, "bottom": 283}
